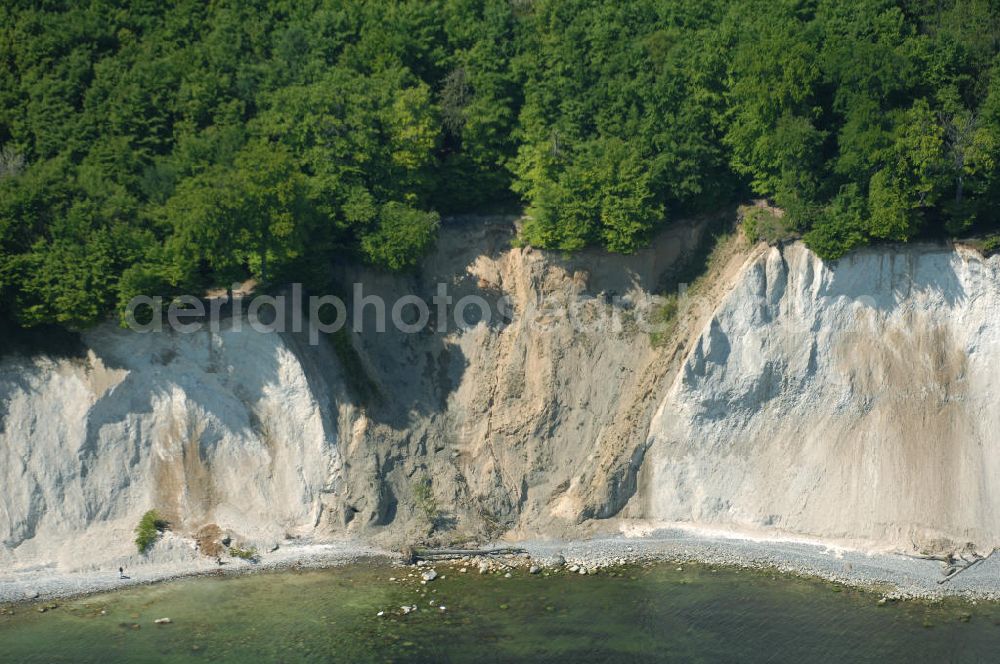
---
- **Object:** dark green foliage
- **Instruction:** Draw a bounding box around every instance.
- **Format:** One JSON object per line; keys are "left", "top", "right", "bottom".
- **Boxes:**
{"left": 0, "top": 0, "right": 517, "bottom": 327}
{"left": 721, "top": 0, "right": 1000, "bottom": 258}
{"left": 512, "top": 0, "right": 733, "bottom": 252}
{"left": 361, "top": 203, "right": 440, "bottom": 271}
{"left": 1, "top": 0, "right": 1000, "bottom": 327}
{"left": 979, "top": 234, "right": 1000, "bottom": 257}
{"left": 134, "top": 509, "right": 168, "bottom": 554}
{"left": 802, "top": 186, "right": 869, "bottom": 260}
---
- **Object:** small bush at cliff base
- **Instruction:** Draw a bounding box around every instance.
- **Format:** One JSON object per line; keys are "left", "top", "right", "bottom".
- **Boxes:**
{"left": 413, "top": 476, "right": 440, "bottom": 525}
{"left": 228, "top": 545, "right": 259, "bottom": 562}
{"left": 135, "top": 510, "right": 168, "bottom": 554}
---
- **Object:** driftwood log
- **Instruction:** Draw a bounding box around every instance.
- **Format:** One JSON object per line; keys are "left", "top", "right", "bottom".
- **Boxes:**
{"left": 936, "top": 549, "right": 994, "bottom": 585}
{"left": 907, "top": 546, "right": 996, "bottom": 585}
{"left": 405, "top": 547, "right": 527, "bottom": 562}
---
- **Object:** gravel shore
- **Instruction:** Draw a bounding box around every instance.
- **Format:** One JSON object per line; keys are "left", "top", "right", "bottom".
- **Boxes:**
{"left": 3, "top": 527, "right": 998, "bottom": 604}
{"left": 517, "top": 527, "right": 1000, "bottom": 601}
{"left": 0, "top": 540, "right": 389, "bottom": 605}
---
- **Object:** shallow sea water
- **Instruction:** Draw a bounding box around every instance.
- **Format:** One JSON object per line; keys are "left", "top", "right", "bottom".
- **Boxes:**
{"left": 1, "top": 561, "right": 998, "bottom": 662}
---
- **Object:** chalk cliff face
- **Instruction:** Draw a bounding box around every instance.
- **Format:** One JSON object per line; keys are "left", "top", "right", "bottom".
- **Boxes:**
{"left": 0, "top": 322, "right": 344, "bottom": 568}
{"left": 2, "top": 218, "right": 999, "bottom": 571}
{"left": 641, "top": 242, "right": 1000, "bottom": 553}
{"left": 0, "top": 217, "right": 717, "bottom": 569}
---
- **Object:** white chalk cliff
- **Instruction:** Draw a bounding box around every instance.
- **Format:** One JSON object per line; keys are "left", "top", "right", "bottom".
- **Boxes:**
{"left": 0, "top": 322, "right": 343, "bottom": 568}
{"left": 2, "top": 218, "right": 999, "bottom": 572}
{"left": 642, "top": 242, "right": 1000, "bottom": 553}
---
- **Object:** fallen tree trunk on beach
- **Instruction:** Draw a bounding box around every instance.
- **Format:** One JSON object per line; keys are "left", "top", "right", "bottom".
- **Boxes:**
{"left": 402, "top": 546, "right": 527, "bottom": 563}
{"left": 937, "top": 549, "right": 995, "bottom": 585}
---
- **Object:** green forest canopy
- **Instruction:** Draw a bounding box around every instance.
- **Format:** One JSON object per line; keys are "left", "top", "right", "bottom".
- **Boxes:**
{"left": 1, "top": 0, "right": 999, "bottom": 328}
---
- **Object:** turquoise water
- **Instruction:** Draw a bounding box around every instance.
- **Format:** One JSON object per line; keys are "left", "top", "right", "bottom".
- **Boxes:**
{"left": 1, "top": 561, "right": 998, "bottom": 662}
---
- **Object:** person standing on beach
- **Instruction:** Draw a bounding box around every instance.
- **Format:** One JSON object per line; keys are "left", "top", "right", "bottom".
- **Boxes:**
{"left": 119, "top": 566, "right": 124, "bottom": 579}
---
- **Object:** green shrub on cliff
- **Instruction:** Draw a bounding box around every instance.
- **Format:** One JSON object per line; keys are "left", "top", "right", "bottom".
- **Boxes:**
{"left": 134, "top": 510, "right": 167, "bottom": 554}
{"left": 413, "top": 476, "right": 440, "bottom": 525}
{"left": 228, "top": 545, "right": 259, "bottom": 562}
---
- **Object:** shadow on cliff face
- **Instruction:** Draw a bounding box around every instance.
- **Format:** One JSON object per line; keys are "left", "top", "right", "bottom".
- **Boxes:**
{"left": 823, "top": 244, "right": 969, "bottom": 311}
{"left": 309, "top": 212, "right": 739, "bottom": 540}
{"left": 0, "top": 210, "right": 742, "bottom": 551}
{"left": 0, "top": 300, "right": 347, "bottom": 545}
{"left": 325, "top": 218, "right": 514, "bottom": 428}
{"left": 329, "top": 211, "right": 736, "bottom": 426}
{"left": 0, "top": 314, "right": 87, "bottom": 361}
{"left": 641, "top": 240, "right": 993, "bottom": 549}
{"left": 70, "top": 322, "right": 304, "bottom": 533}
